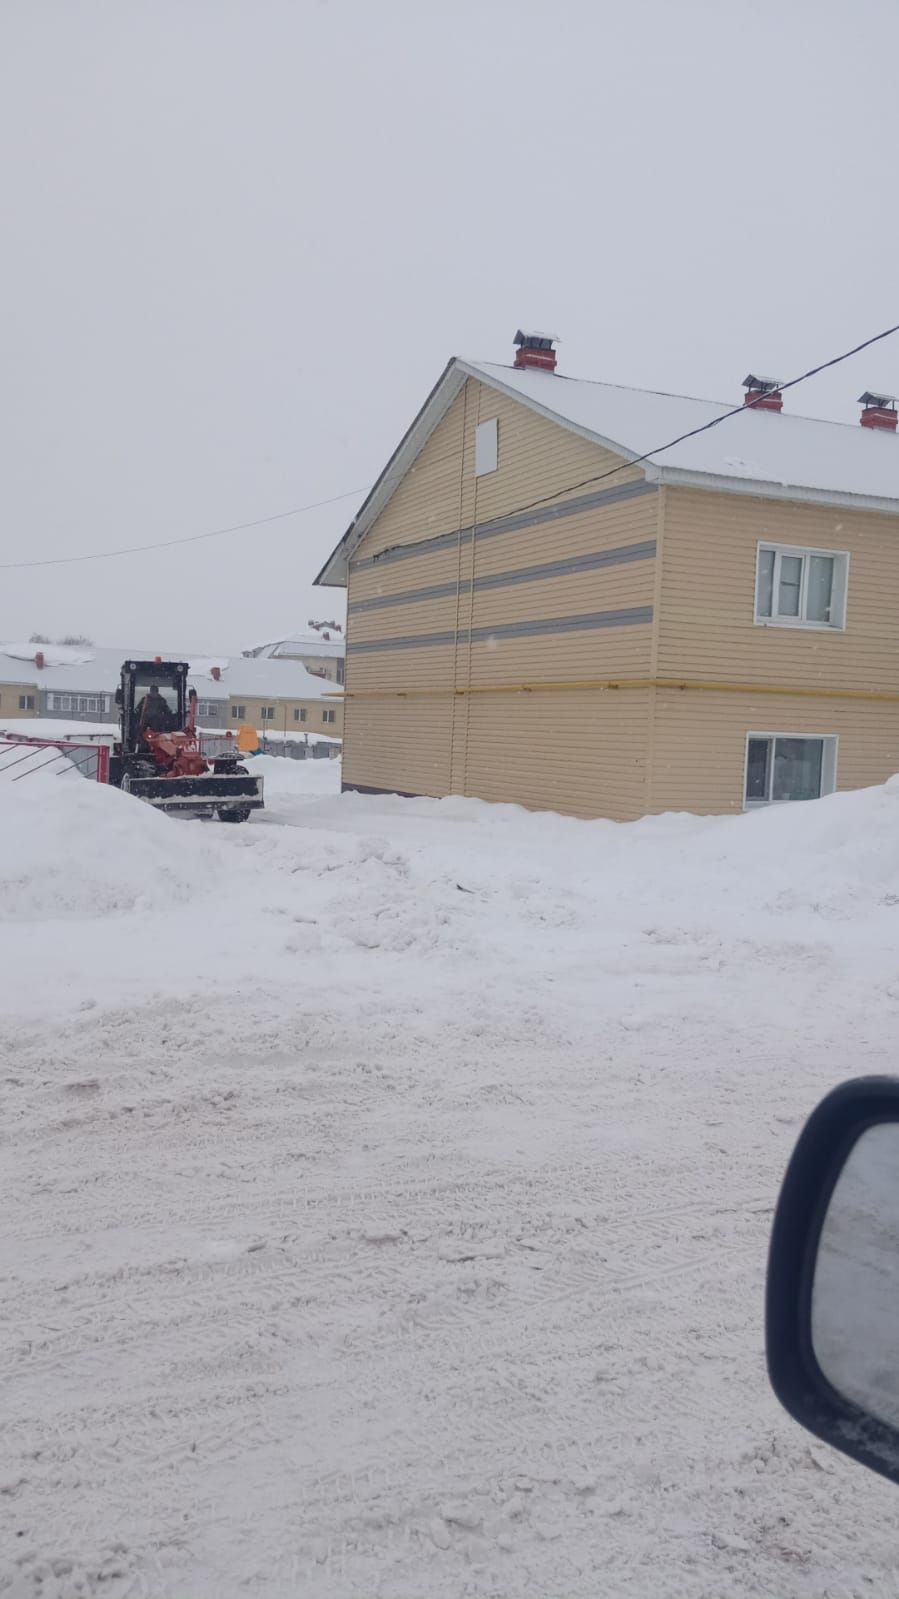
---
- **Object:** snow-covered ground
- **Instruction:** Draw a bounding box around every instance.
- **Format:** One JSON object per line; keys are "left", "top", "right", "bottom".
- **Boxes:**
{"left": 3, "top": 757, "right": 899, "bottom": 1597}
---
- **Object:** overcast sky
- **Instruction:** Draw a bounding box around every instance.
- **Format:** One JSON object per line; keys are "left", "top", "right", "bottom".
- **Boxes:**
{"left": 2, "top": 0, "right": 897, "bottom": 654}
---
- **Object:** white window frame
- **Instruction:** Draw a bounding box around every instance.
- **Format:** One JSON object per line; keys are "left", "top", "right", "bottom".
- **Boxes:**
{"left": 18, "top": 693, "right": 35, "bottom": 710}
{"left": 293, "top": 707, "right": 307, "bottom": 723}
{"left": 231, "top": 704, "right": 246, "bottom": 720}
{"left": 322, "top": 708, "right": 336, "bottom": 725}
{"left": 475, "top": 417, "right": 499, "bottom": 478}
{"left": 48, "top": 692, "right": 108, "bottom": 713}
{"left": 260, "top": 705, "right": 276, "bottom": 722}
{"left": 743, "top": 731, "right": 838, "bottom": 809}
{"left": 754, "top": 542, "right": 849, "bottom": 631}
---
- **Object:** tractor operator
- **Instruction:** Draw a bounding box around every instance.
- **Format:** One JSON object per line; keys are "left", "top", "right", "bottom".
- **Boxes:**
{"left": 136, "top": 682, "right": 177, "bottom": 735}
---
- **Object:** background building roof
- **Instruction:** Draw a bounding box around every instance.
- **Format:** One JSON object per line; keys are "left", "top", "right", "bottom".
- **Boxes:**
{"left": 243, "top": 631, "right": 345, "bottom": 660}
{"left": 0, "top": 645, "right": 341, "bottom": 702}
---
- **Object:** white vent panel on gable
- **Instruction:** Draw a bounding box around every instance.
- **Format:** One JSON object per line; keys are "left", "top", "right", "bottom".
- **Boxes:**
{"left": 475, "top": 417, "right": 499, "bottom": 477}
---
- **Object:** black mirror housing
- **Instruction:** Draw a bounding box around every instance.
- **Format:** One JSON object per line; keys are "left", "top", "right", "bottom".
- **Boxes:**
{"left": 767, "top": 1076, "right": 899, "bottom": 1486}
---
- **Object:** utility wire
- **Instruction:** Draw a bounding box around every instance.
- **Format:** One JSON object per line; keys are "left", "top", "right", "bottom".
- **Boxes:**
{"left": 5, "top": 318, "right": 899, "bottom": 572}
{"left": 0, "top": 442, "right": 467, "bottom": 572}
{"left": 0, "top": 486, "right": 371, "bottom": 572}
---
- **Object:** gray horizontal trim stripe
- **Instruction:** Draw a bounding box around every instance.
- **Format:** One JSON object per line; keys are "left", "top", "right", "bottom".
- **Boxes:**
{"left": 352, "top": 478, "right": 656, "bottom": 572}
{"left": 349, "top": 538, "right": 656, "bottom": 615}
{"left": 348, "top": 606, "right": 653, "bottom": 655}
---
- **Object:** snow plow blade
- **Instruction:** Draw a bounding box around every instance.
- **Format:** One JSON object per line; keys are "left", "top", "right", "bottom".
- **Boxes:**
{"left": 123, "top": 773, "right": 264, "bottom": 812}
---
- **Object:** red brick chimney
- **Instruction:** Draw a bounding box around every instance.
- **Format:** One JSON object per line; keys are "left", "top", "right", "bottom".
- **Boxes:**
{"left": 742, "top": 374, "right": 783, "bottom": 412}
{"left": 858, "top": 391, "right": 898, "bottom": 431}
{"left": 34, "top": 650, "right": 45, "bottom": 669}
{"left": 211, "top": 665, "right": 222, "bottom": 681}
{"left": 513, "top": 329, "right": 559, "bottom": 373}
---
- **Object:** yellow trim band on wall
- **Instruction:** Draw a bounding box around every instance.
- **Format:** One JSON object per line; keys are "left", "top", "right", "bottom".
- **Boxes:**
{"left": 344, "top": 677, "right": 899, "bottom": 704}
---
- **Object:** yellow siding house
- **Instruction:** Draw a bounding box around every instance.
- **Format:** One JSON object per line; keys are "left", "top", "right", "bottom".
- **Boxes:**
{"left": 317, "top": 333, "right": 899, "bottom": 819}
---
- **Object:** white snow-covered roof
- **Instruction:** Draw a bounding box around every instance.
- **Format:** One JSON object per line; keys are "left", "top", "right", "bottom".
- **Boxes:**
{"left": 218, "top": 656, "right": 340, "bottom": 702}
{"left": 316, "top": 355, "right": 899, "bottom": 586}
{"left": 243, "top": 632, "right": 345, "bottom": 660}
{"left": 467, "top": 360, "right": 899, "bottom": 507}
{"left": 0, "top": 642, "right": 95, "bottom": 668}
{"left": 0, "top": 644, "right": 341, "bottom": 703}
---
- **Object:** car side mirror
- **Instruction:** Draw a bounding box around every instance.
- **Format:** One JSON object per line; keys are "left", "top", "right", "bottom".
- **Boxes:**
{"left": 767, "top": 1076, "right": 899, "bottom": 1486}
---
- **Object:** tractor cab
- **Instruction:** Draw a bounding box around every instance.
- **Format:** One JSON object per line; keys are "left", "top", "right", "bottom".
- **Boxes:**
{"left": 116, "top": 660, "right": 189, "bottom": 753}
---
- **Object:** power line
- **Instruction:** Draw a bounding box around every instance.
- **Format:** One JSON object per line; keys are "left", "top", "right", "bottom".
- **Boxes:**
{"left": 0, "top": 486, "right": 370, "bottom": 572}
{"left": 0, "top": 441, "right": 466, "bottom": 572}
{"left": 5, "top": 318, "right": 899, "bottom": 572}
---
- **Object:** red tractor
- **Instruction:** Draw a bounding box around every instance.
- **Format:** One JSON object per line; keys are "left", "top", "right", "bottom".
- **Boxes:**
{"left": 108, "top": 658, "right": 264, "bottom": 821}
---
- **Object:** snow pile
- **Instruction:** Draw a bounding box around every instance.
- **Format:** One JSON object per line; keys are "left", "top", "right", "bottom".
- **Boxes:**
{"left": 0, "top": 768, "right": 217, "bottom": 921}
{"left": 6, "top": 770, "right": 899, "bottom": 1596}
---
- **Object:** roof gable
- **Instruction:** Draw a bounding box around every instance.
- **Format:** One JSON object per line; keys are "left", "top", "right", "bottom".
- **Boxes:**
{"left": 316, "top": 356, "right": 899, "bottom": 588}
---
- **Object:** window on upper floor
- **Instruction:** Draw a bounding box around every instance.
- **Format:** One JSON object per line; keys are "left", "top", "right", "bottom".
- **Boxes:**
{"left": 755, "top": 543, "right": 849, "bottom": 629}
{"left": 475, "top": 417, "right": 499, "bottom": 477}
{"left": 744, "top": 733, "right": 838, "bottom": 807}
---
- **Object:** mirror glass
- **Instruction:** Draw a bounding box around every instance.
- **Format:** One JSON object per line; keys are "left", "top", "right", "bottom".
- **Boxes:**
{"left": 812, "top": 1122, "right": 899, "bottom": 1428}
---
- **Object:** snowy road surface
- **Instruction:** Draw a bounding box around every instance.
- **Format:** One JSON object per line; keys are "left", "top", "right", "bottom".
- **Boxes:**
{"left": 4, "top": 755, "right": 899, "bottom": 1597}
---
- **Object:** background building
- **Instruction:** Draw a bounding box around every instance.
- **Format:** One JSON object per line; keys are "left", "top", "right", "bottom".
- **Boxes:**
{"left": 242, "top": 624, "right": 345, "bottom": 684}
{"left": 0, "top": 643, "right": 343, "bottom": 742}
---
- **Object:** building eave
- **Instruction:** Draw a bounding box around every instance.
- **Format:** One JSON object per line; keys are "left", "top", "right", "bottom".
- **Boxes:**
{"left": 655, "top": 465, "right": 899, "bottom": 517}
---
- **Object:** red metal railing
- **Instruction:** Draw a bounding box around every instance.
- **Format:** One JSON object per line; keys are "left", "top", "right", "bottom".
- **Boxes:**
{"left": 0, "top": 735, "right": 111, "bottom": 783}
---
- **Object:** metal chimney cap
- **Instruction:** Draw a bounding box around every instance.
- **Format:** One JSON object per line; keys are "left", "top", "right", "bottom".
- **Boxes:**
{"left": 743, "top": 374, "right": 783, "bottom": 392}
{"left": 514, "top": 329, "right": 561, "bottom": 348}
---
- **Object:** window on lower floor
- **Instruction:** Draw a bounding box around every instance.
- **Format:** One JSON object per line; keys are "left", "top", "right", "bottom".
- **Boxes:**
{"left": 294, "top": 707, "right": 307, "bottom": 722}
{"left": 18, "top": 694, "right": 35, "bottom": 710}
{"left": 47, "top": 693, "right": 108, "bottom": 714}
{"left": 755, "top": 544, "right": 849, "bottom": 628}
{"left": 745, "top": 734, "right": 838, "bottom": 806}
{"left": 322, "top": 708, "right": 336, "bottom": 725}
{"left": 231, "top": 704, "right": 246, "bottom": 720}
{"left": 260, "top": 706, "right": 276, "bottom": 721}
